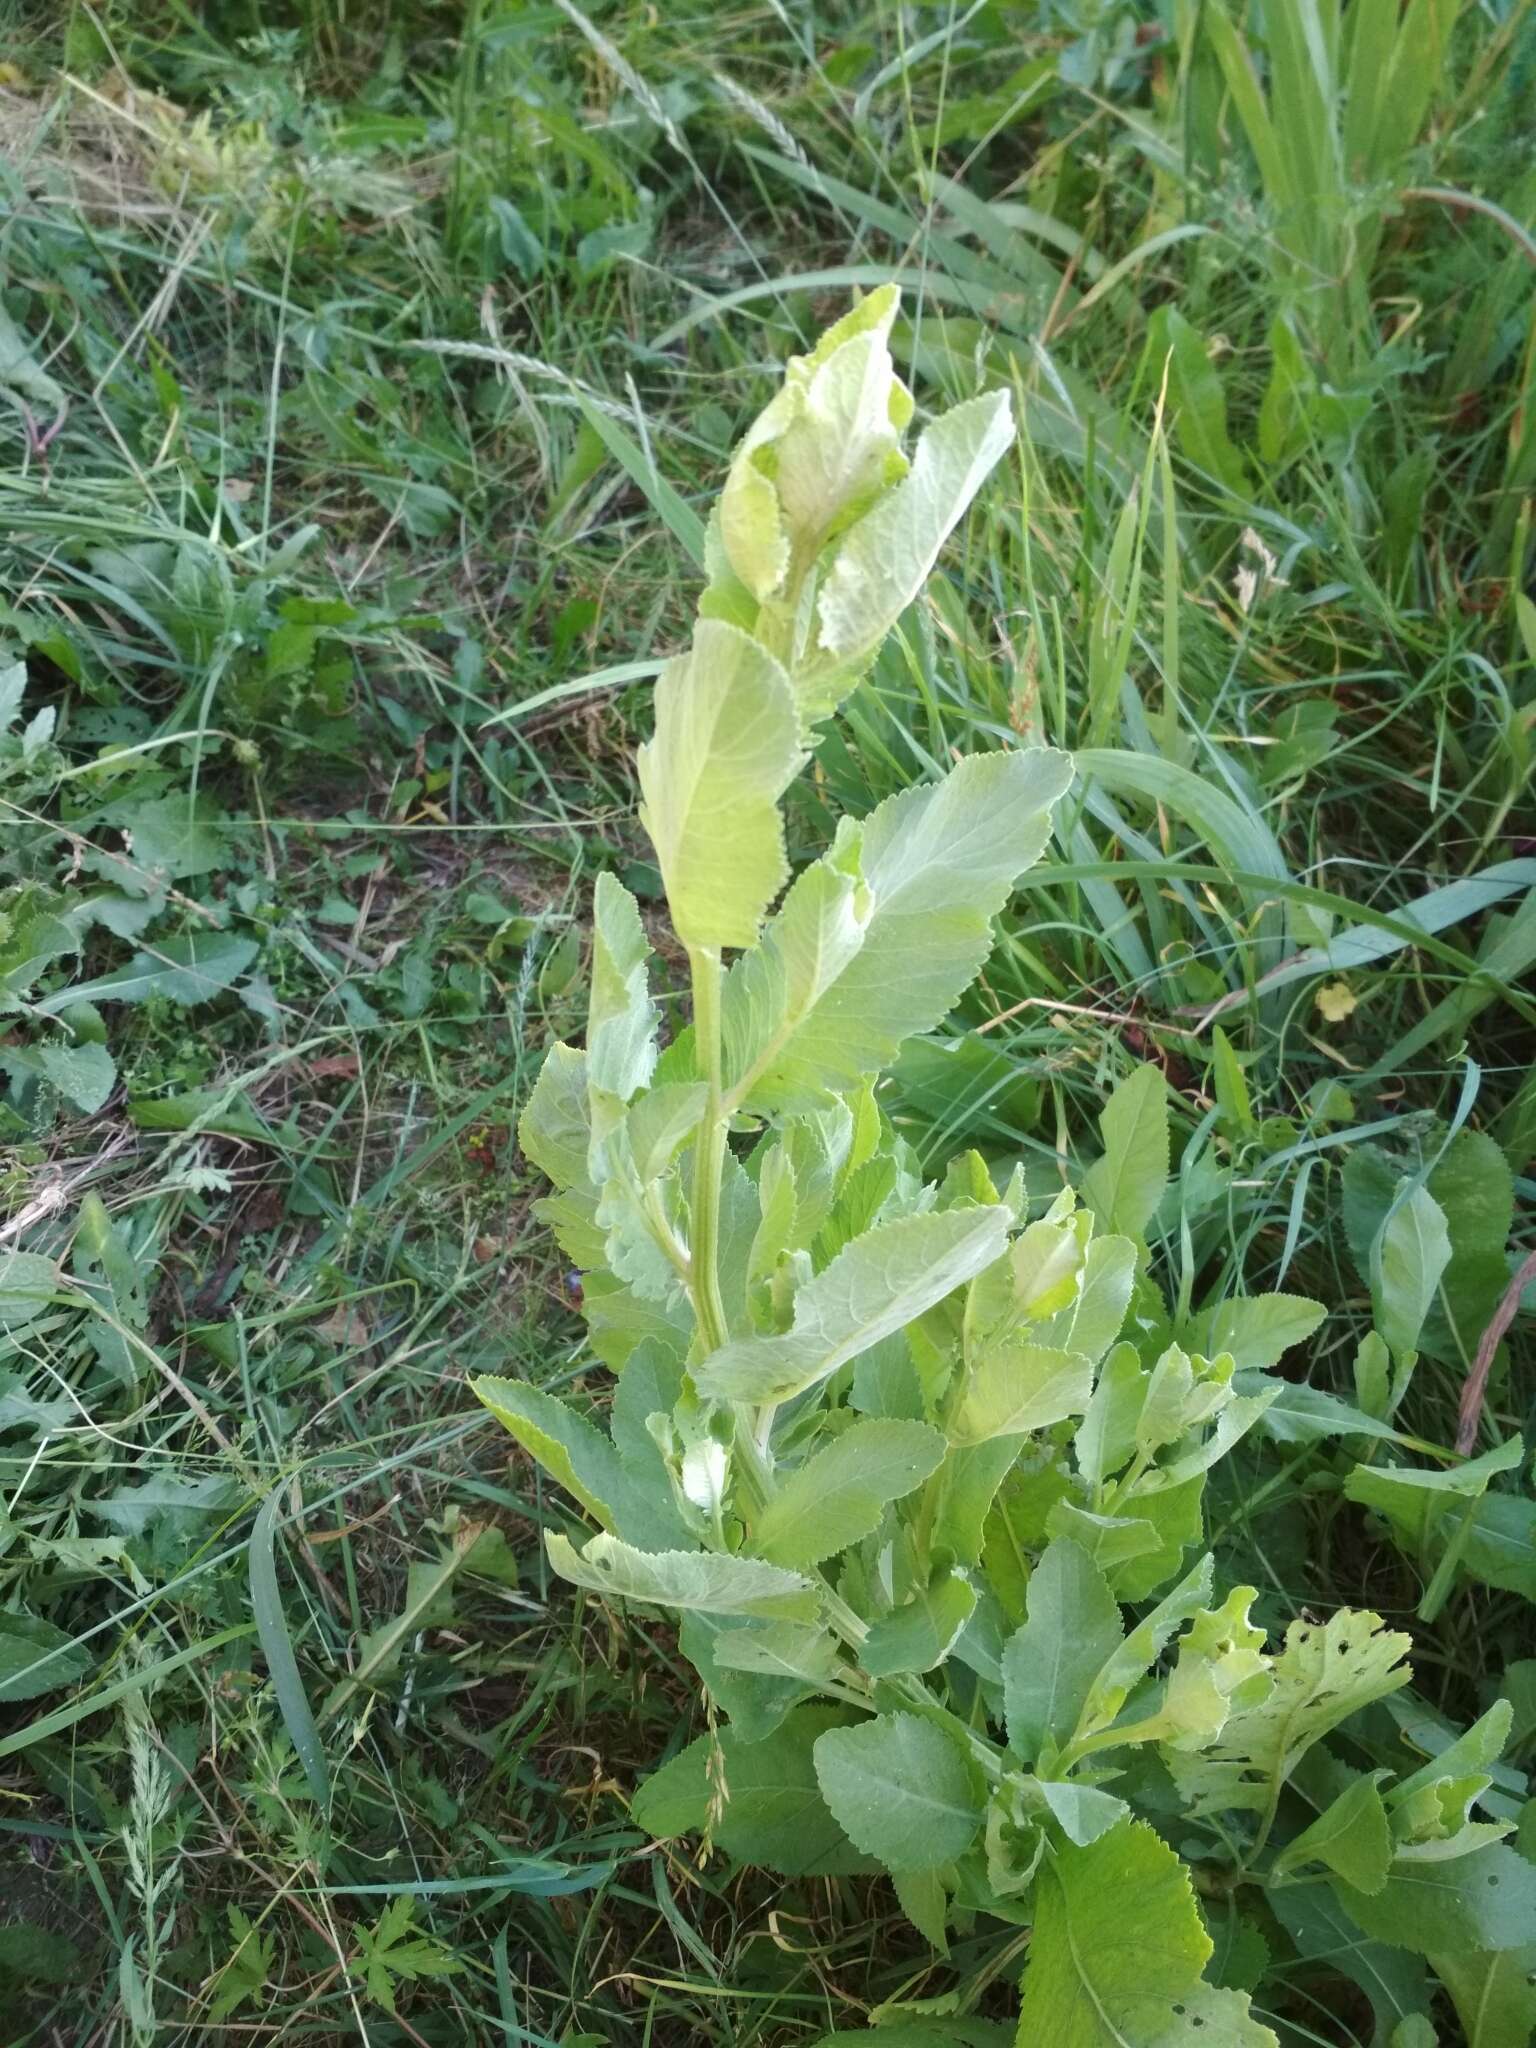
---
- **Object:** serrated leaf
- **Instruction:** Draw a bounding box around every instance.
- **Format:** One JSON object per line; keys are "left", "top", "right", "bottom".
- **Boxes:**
{"left": 892, "top": 1866, "right": 951, "bottom": 1954}
{"left": 813, "top": 391, "right": 1015, "bottom": 680}
{"left": 694, "top": 1205, "right": 1009, "bottom": 1404}
{"left": 632, "top": 1703, "right": 869, "bottom": 1875}
{"left": 863, "top": 1571, "right": 977, "bottom": 1677}
{"left": 1072, "top": 1555, "right": 1217, "bottom": 1754}
{"left": 106, "top": 793, "right": 230, "bottom": 885}
{"left": 38, "top": 931, "right": 258, "bottom": 1012}
{"left": 751, "top": 1419, "right": 946, "bottom": 1568}
{"left": 1082, "top": 1064, "right": 1168, "bottom": 1238}
{"left": 546, "top": 1531, "right": 816, "bottom": 1621}
{"left": 1184, "top": 1292, "right": 1326, "bottom": 1371}
{"left": 0, "top": 1251, "right": 58, "bottom": 1332}
{"left": 36, "top": 1040, "right": 116, "bottom": 1114}
{"left": 723, "top": 749, "right": 1073, "bottom": 1113}
{"left": 472, "top": 1376, "right": 685, "bottom": 1551}
{"left": 1018, "top": 1820, "right": 1276, "bottom": 2046}
{"left": 1244, "top": 1376, "right": 1402, "bottom": 1444}
{"left": 814, "top": 1711, "right": 983, "bottom": 1870}
{"left": 1003, "top": 1539, "right": 1122, "bottom": 1765}
{"left": 948, "top": 1340, "right": 1093, "bottom": 1446}
{"left": 637, "top": 619, "right": 802, "bottom": 951}
{"left": 0, "top": 1368, "right": 71, "bottom": 1435}
{"left": 518, "top": 1043, "right": 591, "bottom": 1192}
{"left": 1167, "top": 1609, "right": 1412, "bottom": 1818}
{"left": 84, "top": 1471, "right": 241, "bottom": 1535}
{"left": 586, "top": 874, "right": 657, "bottom": 1163}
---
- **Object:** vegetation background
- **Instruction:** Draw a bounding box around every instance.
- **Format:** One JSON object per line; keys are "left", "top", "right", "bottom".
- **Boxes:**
{"left": 1, "top": 0, "right": 1533, "bottom": 2041}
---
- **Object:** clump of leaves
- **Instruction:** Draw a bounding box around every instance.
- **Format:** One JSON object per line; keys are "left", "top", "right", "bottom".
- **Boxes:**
{"left": 478, "top": 292, "right": 1535, "bottom": 2045}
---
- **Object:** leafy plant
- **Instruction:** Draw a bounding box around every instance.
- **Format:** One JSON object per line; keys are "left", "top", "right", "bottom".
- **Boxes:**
{"left": 476, "top": 293, "right": 1533, "bottom": 2043}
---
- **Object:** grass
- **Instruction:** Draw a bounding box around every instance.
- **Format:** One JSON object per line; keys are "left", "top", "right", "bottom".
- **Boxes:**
{"left": 1, "top": 0, "right": 1533, "bottom": 2040}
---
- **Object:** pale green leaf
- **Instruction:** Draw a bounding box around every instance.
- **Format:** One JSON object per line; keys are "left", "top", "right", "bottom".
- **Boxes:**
{"left": 1391, "top": 1700, "right": 1514, "bottom": 1808}
{"left": 723, "top": 748, "right": 1074, "bottom": 1113}
{"left": 1082, "top": 1064, "right": 1168, "bottom": 1238}
{"left": 547, "top": 1531, "right": 816, "bottom": 1621}
{"left": 581, "top": 1267, "right": 692, "bottom": 1372}
{"left": 694, "top": 1205, "right": 1010, "bottom": 1405}
{"left": 751, "top": 1419, "right": 946, "bottom": 1568}
{"left": 813, "top": 391, "right": 1015, "bottom": 681}
{"left": 636, "top": 619, "right": 802, "bottom": 950}
{"left": 1185, "top": 1292, "right": 1327, "bottom": 1371}
{"left": 712, "top": 1621, "right": 842, "bottom": 1687}
{"left": 1002, "top": 1538, "right": 1122, "bottom": 1765}
{"left": 718, "top": 283, "right": 906, "bottom": 608}
{"left": 1075, "top": 1342, "right": 1147, "bottom": 1489}
{"left": 585, "top": 874, "right": 657, "bottom": 1161}
{"left": 1054, "top": 1234, "right": 1138, "bottom": 1364}
{"left": 719, "top": 455, "right": 788, "bottom": 603}
{"left": 948, "top": 1340, "right": 1093, "bottom": 1446}
{"left": 1245, "top": 1376, "right": 1403, "bottom": 1445}
{"left": 862, "top": 1571, "right": 977, "bottom": 1677}
{"left": 678, "top": 1611, "right": 807, "bottom": 1741}
{"left": 626, "top": 1082, "right": 708, "bottom": 1183}
{"left": 1073, "top": 1555, "right": 1217, "bottom": 1752}
{"left": 1018, "top": 1820, "right": 1276, "bottom": 2046}
{"left": 518, "top": 1043, "right": 592, "bottom": 1192}
{"left": 1044, "top": 1500, "right": 1163, "bottom": 1575}
{"left": 471, "top": 1376, "right": 685, "bottom": 1551}
{"left": 1168, "top": 1609, "right": 1412, "bottom": 1818}
{"left": 1135, "top": 1587, "right": 1269, "bottom": 1754}
{"left": 892, "top": 1866, "right": 950, "bottom": 1954}
{"left": 1036, "top": 1779, "right": 1130, "bottom": 1847}
{"left": 813, "top": 1711, "right": 984, "bottom": 1870}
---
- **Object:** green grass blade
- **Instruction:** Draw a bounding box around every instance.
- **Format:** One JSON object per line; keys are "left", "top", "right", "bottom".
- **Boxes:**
{"left": 250, "top": 1491, "right": 332, "bottom": 1808}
